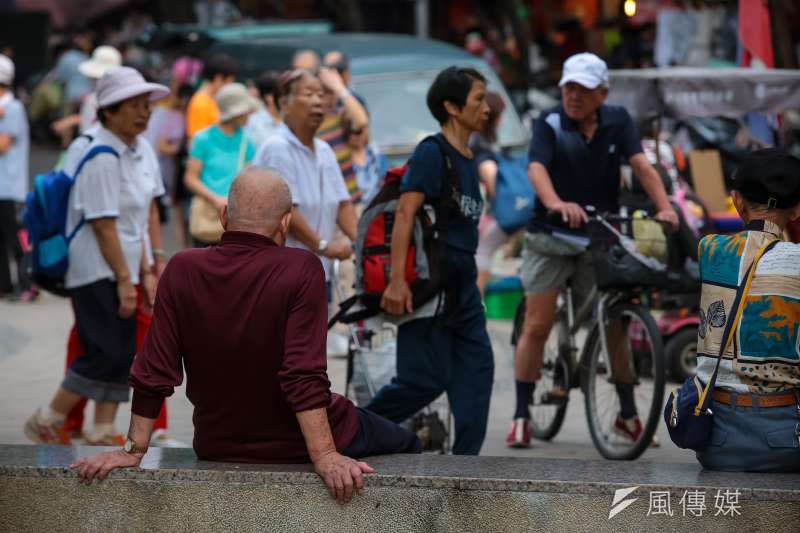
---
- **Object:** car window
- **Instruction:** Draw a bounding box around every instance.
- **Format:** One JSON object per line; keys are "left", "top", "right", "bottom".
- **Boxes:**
{"left": 352, "top": 70, "right": 528, "bottom": 153}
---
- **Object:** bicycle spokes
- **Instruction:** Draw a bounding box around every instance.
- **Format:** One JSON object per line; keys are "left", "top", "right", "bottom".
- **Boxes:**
{"left": 583, "top": 304, "right": 665, "bottom": 460}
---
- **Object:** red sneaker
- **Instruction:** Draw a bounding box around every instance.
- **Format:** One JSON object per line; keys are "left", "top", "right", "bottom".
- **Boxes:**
{"left": 506, "top": 418, "right": 531, "bottom": 448}
{"left": 612, "top": 415, "right": 643, "bottom": 442}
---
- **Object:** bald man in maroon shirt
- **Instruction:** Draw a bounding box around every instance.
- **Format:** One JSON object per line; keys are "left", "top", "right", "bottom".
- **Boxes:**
{"left": 71, "top": 168, "right": 420, "bottom": 504}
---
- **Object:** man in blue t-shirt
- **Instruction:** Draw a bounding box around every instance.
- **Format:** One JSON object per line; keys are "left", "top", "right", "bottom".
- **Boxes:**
{"left": 509, "top": 53, "right": 679, "bottom": 448}
{"left": 365, "top": 67, "right": 494, "bottom": 455}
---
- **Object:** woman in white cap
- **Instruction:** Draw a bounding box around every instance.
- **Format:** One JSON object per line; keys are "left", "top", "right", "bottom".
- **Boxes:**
{"left": 184, "top": 82, "right": 258, "bottom": 246}
{"left": 25, "top": 66, "right": 170, "bottom": 447}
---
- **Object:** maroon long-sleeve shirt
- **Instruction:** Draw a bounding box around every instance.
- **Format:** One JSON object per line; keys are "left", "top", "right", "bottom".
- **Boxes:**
{"left": 129, "top": 231, "right": 359, "bottom": 463}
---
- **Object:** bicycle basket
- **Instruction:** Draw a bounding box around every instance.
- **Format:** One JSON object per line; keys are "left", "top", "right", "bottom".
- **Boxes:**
{"left": 586, "top": 220, "right": 667, "bottom": 290}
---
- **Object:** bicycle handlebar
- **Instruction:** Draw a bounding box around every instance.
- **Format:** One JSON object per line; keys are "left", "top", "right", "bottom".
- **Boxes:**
{"left": 545, "top": 205, "right": 657, "bottom": 226}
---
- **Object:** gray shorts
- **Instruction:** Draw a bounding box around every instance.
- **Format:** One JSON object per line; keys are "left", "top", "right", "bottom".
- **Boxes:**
{"left": 520, "top": 232, "right": 595, "bottom": 301}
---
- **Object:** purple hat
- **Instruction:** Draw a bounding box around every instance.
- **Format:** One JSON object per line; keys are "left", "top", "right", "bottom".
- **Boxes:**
{"left": 96, "top": 66, "right": 169, "bottom": 108}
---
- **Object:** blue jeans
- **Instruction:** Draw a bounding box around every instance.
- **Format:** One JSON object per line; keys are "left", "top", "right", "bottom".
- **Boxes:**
{"left": 365, "top": 251, "right": 495, "bottom": 455}
{"left": 696, "top": 393, "right": 800, "bottom": 472}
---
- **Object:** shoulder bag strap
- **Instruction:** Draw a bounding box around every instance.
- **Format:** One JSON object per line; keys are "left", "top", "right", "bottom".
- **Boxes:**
{"left": 236, "top": 130, "right": 248, "bottom": 174}
{"left": 427, "top": 133, "right": 458, "bottom": 230}
{"left": 67, "top": 145, "right": 120, "bottom": 243}
{"left": 694, "top": 238, "right": 780, "bottom": 415}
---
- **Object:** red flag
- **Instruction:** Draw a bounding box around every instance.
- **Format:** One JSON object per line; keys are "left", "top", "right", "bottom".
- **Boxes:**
{"left": 739, "top": 0, "right": 774, "bottom": 67}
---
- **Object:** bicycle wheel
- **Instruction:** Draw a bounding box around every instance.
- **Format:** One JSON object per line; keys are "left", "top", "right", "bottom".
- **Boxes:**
{"left": 413, "top": 394, "right": 452, "bottom": 454}
{"left": 582, "top": 302, "right": 665, "bottom": 460}
{"left": 512, "top": 300, "right": 571, "bottom": 441}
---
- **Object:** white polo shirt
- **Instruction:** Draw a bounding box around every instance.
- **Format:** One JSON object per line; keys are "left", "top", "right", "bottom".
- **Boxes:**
{"left": 62, "top": 123, "right": 102, "bottom": 175}
{"left": 254, "top": 123, "right": 349, "bottom": 280}
{"left": 65, "top": 125, "right": 164, "bottom": 289}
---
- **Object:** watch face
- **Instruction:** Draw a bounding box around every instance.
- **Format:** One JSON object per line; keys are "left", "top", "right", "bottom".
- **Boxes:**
{"left": 124, "top": 439, "right": 133, "bottom": 452}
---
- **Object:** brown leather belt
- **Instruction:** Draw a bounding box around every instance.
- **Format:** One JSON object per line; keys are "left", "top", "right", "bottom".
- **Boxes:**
{"left": 711, "top": 389, "right": 797, "bottom": 408}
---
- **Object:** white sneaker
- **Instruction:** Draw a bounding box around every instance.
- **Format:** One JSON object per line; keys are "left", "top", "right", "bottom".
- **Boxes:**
{"left": 326, "top": 331, "right": 350, "bottom": 357}
{"left": 150, "top": 429, "right": 187, "bottom": 448}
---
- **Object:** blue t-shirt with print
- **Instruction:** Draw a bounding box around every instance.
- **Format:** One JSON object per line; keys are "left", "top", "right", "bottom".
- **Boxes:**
{"left": 400, "top": 136, "right": 484, "bottom": 253}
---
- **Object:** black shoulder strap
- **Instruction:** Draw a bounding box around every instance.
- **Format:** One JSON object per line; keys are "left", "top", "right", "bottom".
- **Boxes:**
{"left": 426, "top": 133, "right": 460, "bottom": 232}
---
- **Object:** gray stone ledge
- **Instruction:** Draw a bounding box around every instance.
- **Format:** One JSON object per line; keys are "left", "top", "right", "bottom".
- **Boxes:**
{"left": 2, "top": 444, "right": 798, "bottom": 501}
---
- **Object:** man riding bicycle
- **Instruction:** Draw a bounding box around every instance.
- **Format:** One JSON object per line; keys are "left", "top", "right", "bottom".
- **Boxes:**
{"left": 509, "top": 53, "right": 679, "bottom": 448}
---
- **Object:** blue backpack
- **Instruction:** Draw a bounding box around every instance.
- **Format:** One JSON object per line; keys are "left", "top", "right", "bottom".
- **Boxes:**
{"left": 492, "top": 153, "right": 535, "bottom": 233}
{"left": 24, "top": 145, "right": 118, "bottom": 296}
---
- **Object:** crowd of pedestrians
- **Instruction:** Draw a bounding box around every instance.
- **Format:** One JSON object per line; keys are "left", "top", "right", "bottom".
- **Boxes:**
{"left": 1, "top": 37, "right": 797, "bottom": 497}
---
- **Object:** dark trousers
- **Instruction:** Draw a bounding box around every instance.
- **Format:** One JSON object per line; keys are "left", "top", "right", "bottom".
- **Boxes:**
{"left": 0, "top": 200, "right": 30, "bottom": 293}
{"left": 365, "top": 252, "right": 495, "bottom": 455}
{"left": 62, "top": 279, "right": 137, "bottom": 403}
{"left": 342, "top": 408, "right": 422, "bottom": 458}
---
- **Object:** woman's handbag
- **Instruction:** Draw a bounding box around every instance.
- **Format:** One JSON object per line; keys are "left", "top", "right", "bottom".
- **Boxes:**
{"left": 188, "top": 130, "right": 248, "bottom": 243}
{"left": 189, "top": 196, "right": 224, "bottom": 243}
{"left": 664, "top": 238, "right": 779, "bottom": 450}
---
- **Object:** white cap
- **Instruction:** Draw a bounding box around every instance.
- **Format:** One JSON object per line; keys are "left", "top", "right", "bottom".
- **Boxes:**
{"left": 215, "top": 83, "right": 259, "bottom": 122}
{"left": 79, "top": 46, "right": 123, "bottom": 79}
{"left": 558, "top": 53, "right": 608, "bottom": 90}
{"left": 96, "top": 66, "right": 169, "bottom": 108}
{"left": 0, "top": 54, "right": 14, "bottom": 85}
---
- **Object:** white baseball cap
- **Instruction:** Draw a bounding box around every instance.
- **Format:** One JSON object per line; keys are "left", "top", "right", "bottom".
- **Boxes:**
{"left": 79, "top": 46, "right": 122, "bottom": 79}
{"left": 96, "top": 66, "right": 169, "bottom": 108}
{"left": 215, "top": 83, "right": 260, "bottom": 122}
{"left": 0, "top": 54, "right": 14, "bottom": 85}
{"left": 559, "top": 53, "right": 608, "bottom": 90}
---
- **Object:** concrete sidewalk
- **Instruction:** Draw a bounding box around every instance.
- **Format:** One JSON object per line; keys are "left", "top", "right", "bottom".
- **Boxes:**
{"left": 0, "top": 292, "right": 692, "bottom": 463}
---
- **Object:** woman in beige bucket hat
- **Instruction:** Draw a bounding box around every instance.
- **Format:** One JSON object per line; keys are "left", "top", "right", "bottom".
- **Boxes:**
{"left": 183, "top": 82, "right": 259, "bottom": 246}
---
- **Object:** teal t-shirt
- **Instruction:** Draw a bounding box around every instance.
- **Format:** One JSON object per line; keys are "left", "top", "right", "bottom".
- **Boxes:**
{"left": 189, "top": 125, "right": 256, "bottom": 197}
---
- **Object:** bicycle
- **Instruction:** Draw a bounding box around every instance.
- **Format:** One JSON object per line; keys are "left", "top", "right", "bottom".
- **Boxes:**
{"left": 511, "top": 208, "right": 668, "bottom": 460}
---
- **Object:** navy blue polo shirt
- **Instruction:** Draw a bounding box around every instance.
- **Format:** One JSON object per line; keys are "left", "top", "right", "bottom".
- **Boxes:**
{"left": 401, "top": 136, "right": 484, "bottom": 253}
{"left": 527, "top": 104, "right": 642, "bottom": 230}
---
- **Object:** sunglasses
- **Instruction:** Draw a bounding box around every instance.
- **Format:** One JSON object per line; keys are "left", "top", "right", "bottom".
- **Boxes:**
{"left": 349, "top": 128, "right": 364, "bottom": 135}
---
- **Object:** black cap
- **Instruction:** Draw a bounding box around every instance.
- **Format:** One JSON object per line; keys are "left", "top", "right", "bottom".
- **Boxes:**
{"left": 731, "top": 148, "right": 800, "bottom": 209}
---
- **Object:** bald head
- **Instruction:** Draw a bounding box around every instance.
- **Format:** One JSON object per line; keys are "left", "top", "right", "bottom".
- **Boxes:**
{"left": 292, "top": 49, "right": 320, "bottom": 72}
{"left": 225, "top": 168, "right": 292, "bottom": 238}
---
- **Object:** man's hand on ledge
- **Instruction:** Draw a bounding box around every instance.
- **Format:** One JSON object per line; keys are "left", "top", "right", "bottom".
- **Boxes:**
{"left": 69, "top": 450, "right": 142, "bottom": 484}
{"left": 313, "top": 451, "right": 374, "bottom": 504}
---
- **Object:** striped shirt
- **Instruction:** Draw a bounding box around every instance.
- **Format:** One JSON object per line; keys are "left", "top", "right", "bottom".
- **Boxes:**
{"left": 317, "top": 111, "right": 359, "bottom": 202}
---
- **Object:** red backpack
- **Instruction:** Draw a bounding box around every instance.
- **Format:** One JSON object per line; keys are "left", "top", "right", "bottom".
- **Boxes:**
{"left": 330, "top": 134, "right": 460, "bottom": 326}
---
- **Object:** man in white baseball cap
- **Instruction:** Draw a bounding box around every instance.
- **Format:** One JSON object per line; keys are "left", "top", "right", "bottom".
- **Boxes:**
{"left": 558, "top": 52, "right": 609, "bottom": 90}
{"left": 25, "top": 65, "right": 171, "bottom": 447}
{"left": 507, "top": 52, "right": 680, "bottom": 449}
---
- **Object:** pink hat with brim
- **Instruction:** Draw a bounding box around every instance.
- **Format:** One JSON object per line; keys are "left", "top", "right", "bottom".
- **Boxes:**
{"left": 96, "top": 66, "right": 170, "bottom": 108}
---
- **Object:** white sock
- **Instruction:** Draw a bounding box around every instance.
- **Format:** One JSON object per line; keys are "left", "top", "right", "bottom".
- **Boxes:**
{"left": 87, "top": 423, "right": 115, "bottom": 441}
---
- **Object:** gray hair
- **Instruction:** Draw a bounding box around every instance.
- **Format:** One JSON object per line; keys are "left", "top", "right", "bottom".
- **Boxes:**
{"left": 227, "top": 167, "right": 292, "bottom": 235}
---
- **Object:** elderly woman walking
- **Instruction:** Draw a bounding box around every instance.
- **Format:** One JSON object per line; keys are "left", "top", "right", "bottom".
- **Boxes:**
{"left": 25, "top": 66, "right": 169, "bottom": 445}
{"left": 184, "top": 83, "right": 258, "bottom": 246}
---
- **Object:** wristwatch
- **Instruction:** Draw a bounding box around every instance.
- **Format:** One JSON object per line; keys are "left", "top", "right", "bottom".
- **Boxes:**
{"left": 123, "top": 437, "right": 147, "bottom": 455}
{"left": 317, "top": 239, "right": 329, "bottom": 255}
